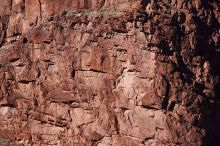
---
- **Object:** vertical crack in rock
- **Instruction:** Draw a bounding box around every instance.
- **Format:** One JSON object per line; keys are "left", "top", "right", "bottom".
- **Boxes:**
{"left": 0, "top": 0, "right": 219, "bottom": 145}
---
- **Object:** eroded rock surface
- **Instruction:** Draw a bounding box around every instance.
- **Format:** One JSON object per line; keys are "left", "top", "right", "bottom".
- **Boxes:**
{"left": 0, "top": 0, "right": 219, "bottom": 146}
{"left": 0, "top": 0, "right": 142, "bottom": 47}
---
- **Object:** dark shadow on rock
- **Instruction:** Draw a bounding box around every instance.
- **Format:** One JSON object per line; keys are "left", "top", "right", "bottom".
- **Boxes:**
{"left": 192, "top": 6, "right": 220, "bottom": 145}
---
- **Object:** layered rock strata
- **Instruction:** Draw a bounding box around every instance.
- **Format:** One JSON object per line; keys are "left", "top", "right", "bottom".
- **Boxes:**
{"left": 0, "top": 0, "right": 219, "bottom": 146}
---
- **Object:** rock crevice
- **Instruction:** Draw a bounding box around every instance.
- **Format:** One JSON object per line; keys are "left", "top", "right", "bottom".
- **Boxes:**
{"left": 0, "top": 0, "right": 219, "bottom": 146}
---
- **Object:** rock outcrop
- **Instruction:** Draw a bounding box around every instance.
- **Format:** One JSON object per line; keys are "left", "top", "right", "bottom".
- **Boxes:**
{"left": 0, "top": 0, "right": 219, "bottom": 146}
{"left": 0, "top": 0, "right": 142, "bottom": 48}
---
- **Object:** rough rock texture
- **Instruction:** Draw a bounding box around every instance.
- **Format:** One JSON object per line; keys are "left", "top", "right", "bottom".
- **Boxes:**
{"left": 0, "top": 0, "right": 142, "bottom": 48}
{"left": 0, "top": 0, "right": 219, "bottom": 146}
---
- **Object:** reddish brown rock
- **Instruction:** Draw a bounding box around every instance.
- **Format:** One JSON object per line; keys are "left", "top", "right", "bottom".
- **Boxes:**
{"left": 0, "top": 0, "right": 219, "bottom": 146}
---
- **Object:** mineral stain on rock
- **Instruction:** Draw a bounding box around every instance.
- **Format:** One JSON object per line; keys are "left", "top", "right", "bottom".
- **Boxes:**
{"left": 0, "top": 0, "right": 219, "bottom": 146}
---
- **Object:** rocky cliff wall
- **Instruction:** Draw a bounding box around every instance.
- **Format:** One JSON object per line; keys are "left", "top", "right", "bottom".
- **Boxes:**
{"left": 0, "top": 0, "right": 219, "bottom": 146}
{"left": 0, "top": 0, "right": 142, "bottom": 48}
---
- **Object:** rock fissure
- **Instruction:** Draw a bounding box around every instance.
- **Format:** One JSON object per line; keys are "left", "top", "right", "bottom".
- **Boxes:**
{"left": 0, "top": 0, "right": 219, "bottom": 146}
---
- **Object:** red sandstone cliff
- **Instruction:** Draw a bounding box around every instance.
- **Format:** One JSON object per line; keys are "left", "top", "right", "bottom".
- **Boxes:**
{"left": 0, "top": 0, "right": 219, "bottom": 146}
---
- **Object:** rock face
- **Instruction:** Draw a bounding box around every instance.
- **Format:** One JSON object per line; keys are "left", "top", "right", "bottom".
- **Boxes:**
{"left": 0, "top": 0, "right": 219, "bottom": 146}
{"left": 0, "top": 0, "right": 142, "bottom": 47}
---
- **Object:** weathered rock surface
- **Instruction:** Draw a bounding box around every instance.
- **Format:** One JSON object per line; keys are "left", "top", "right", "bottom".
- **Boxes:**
{"left": 0, "top": 0, "right": 142, "bottom": 47}
{"left": 0, "top": 0, "right": 219, "bottom": 146}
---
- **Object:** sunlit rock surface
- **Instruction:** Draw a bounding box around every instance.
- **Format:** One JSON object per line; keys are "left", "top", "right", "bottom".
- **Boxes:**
{"left": 0, "top": 0, "right": 219, "bottom": 146}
